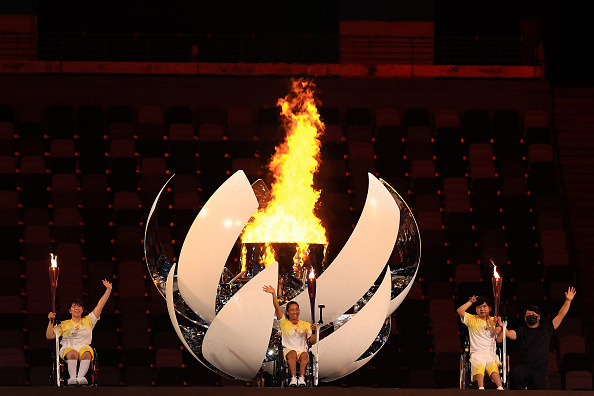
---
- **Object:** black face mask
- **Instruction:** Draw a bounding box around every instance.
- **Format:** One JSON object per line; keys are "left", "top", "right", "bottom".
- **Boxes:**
{"left": 526, "top": 315, "right": 539, "bottom": 325}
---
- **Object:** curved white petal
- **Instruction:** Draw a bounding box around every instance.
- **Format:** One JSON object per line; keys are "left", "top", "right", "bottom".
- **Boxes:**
{"left": 202, "top": 263, "right": 279, "bottom": 380}
{"left": 165, "top": 263, "right": 207, "bottom": 366}
{"left": 294, "top": 173, "right": 400, "bottom": 324}
{"left": 322, "top": 354, "right": 375, "bottom": 383}
{"left": 314, "top": 268, "right": 392, "bottom": 380}
{"left": 177, "top": 170, "right": 259, "bottom": 324}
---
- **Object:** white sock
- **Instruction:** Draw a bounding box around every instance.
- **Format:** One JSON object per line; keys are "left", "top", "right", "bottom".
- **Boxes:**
{"left": 497, "top": 386, "right": 504, "bottom": 390}
{"left": 77, "top": 359, "right": 90, "bottom": 379}
{"left": 479, "top": 386, "right": 485, "bottom": 390}
{"left": 67, "top": 360, "right": 77, "bottom": 379}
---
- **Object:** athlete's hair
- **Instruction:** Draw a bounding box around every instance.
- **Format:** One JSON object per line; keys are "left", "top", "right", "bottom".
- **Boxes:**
{"left": 285, "top": 301, "right": 299, "bottom": 319}
{"left": 475, "top": 295, "right": 492, "bottom": 308}
{"left": 69, "top": 299, "right": 84, "bottom": 309}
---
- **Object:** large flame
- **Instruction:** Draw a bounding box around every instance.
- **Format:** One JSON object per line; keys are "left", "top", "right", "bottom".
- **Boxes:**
{"left": 241, "top": 78, "right": 328, "bottom": 266}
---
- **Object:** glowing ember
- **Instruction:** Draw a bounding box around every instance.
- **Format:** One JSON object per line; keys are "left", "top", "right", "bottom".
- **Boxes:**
{"left": 241, "top": 78, "right": 327, "bottom": 266}
{"left": 50, "top": 253, "right": 58, "bottom": 268}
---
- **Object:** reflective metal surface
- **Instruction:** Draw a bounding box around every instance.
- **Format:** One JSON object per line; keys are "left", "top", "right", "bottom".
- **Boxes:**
{"left": 144, "top": 175, "right": 208, "bottom": 326}
{"left": 380, "top": 178, "right": 421, "bottom": 302}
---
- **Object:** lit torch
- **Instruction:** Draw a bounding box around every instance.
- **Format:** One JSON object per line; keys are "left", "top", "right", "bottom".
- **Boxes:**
{"left": 49, "top": 253, "right": 59, "bottom": 313}
{"left": 49, "top": 253, "right": 61, "bottom": 386}
{"left": 491, "top": 259, "right": 501, "bottom": 328}
{"left": 491, "top": 259, "right": 508, "bottom": 385}
{"left": 307, "top": 267, "right": 316, "bottom": 334}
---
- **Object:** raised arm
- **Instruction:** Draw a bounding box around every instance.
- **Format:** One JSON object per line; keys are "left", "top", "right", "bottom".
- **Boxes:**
{"left": 263, "top": 285, "right": 283, "bottom": 320}
{"left": 456, "top": 295, "right": 477, "bottom": 319}
{"left": 92, "top": 279, "right": 112, "bottom": 319}
{"left": 552, "top": 287, "right": 576, "bottom": 329}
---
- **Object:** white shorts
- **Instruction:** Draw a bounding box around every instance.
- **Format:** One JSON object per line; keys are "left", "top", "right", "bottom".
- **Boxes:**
{"left": 59, "top": 344, "right": 94, "bottom": 360}
{"left": 470, "top": 352, "right": 500, "bottom": 376}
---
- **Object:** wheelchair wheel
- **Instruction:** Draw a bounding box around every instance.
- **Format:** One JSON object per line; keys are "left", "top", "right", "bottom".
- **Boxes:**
{"left": 49, "top": 348, "right": 62, "bottom": 386}
{"left": 497, "top": 345, "right": 510, "bottom": 389}
{"left": 460, "top": 354, "right": 471, "bottom": 389}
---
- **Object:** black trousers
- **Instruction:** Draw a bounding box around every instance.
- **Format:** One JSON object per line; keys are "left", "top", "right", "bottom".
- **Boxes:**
{"left": 509, "top": 364, "right": 549, "bottom": 390}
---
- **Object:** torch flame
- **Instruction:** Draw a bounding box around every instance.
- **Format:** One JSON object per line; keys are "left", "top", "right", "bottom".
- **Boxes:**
{"left": 491, "top": 259, "right": 500, "bottom": 279}
{"left": 50, "top": 253, "right": 58, "bottom": 268}
{"left": 241, "top": 78, "right": 327, "bottom": 266}
{"left": 308, "top": 266, "right": 316, "bottom": 281}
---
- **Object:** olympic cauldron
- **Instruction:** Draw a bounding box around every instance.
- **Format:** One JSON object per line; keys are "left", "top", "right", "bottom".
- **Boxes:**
{"left": 144, "top": 170, "right": 420, "bottom": 382}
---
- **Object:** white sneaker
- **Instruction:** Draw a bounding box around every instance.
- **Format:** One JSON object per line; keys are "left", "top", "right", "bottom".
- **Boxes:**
{"left": 298, "top": 376, "right": 306, "bottom": 387}
{"left": 289, "top": 376, "right": 297, "bottom": 387}
{"left": 77, "top": 377, "right": 88, "bottom": 385}
{"left": 67, "top": 378, "right": 77, "bottom": 386}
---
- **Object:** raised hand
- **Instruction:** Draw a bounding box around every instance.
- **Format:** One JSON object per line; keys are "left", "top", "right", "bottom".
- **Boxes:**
{"left": 103, "top": 279, "right": 113, "bottom": 290}
{"left": 48, "top": 312, "right": 56, "bottom": 321}
{"left": 469, "top": 295, "right": 477, "bottom": 303}
{"left": 263, "top": 285, "right": 275, "bottom": 294}
{"left": 565, "top": 287, "right": 576, "bottom": 301}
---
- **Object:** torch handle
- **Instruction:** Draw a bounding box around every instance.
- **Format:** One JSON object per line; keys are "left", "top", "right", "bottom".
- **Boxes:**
{"left": 492, "top": 276, "right": 502, "bottom": 328}
{"left": 51, "top": 289, "right": 56, "bottom": 313}
{"left": 49, "top": 266, "right": 59, "bottom": 313}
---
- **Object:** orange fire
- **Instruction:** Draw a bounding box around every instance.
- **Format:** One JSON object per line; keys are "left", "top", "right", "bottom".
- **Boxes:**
{"left": 241, "top": 78, "right": 328, "bottom": 267}
{"left": 50, "top": 253, "right": 58, "bottom": 268}
{"left": 491, "top": 259, "right": 500, "bottom": 279}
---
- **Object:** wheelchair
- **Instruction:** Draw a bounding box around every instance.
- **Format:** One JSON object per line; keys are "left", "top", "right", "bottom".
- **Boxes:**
{"left": 271, "top": 336, "right": 315, "bottom": 387}
{"left": 460, "top": 334, "right": 509, "bottom": 389}
{"left": 50, "top": 343, "right": 99, "bottom": 387}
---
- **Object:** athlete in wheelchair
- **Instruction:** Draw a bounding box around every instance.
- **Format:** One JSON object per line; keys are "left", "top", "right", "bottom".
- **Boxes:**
{"left": 46, "top": 279, "right": 112, "bottom": 386}
{"left": 263, "top": 285, "right": 317, "bottom": 387}
{"left": 457, "top": 295, "right": 506, "bottom": 390}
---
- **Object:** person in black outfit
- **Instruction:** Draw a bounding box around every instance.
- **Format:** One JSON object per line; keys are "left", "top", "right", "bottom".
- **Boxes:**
{"left": 505, "top": 287, "right": 576, "bottom": 390}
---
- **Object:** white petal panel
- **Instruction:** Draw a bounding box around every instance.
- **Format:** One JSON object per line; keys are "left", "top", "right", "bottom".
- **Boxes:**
{"left": 294, "top": 173, "right": 400, "bottom": 324}
{"left": 314, "top": 268, "right": 392, "bottom": 380}
{"left": 177, "top": 171, "right": 259, "bottom": 324}
{"left": 322, "top": 354, "right": 375, "bottom": 383}
{"left": 165, "top": 263, "right": 206, "bottom": 366}
{"left": 202, "top": 263, "right": 279, "bottom": 380}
